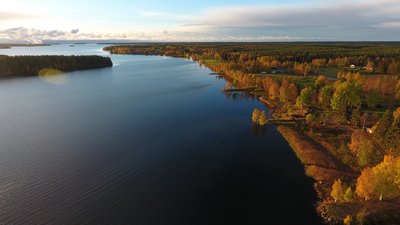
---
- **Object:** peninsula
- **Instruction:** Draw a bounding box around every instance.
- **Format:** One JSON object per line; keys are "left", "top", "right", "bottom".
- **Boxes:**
{"left": 0, "top": 55, "right": 113, "bottom": 78}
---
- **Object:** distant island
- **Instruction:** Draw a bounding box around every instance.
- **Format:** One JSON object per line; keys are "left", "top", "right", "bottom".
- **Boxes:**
{"left": 0, "top": 43, "right": 49, "bottom": 49}
{"left": 104, "top": 43, "right": 400, "bottom": 225}
{"left": 0, "top": 55, "right": 113, "bottom": 77}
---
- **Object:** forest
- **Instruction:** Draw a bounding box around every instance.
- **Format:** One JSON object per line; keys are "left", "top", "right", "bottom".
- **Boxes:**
{"left": 105, "top": 43, "right": 400, "bottom": 225}
{"left": 0, "top": 55, "right": 113, "bottom": 77}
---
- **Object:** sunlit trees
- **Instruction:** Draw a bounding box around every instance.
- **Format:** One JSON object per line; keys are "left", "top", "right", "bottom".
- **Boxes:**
{"left": 296, "top": 87, "right": 313, "bottom": 110}
{"left": 331, "top": 82, "right": 363, "bottom": 118}
{"left": 393, "top": 107, "right": 400, "bottom": 126}
{"left": 356, "top": 167, "right": 375, "bottom": 201}
{"left": 288, "top": 83, "right": 299, "bottom": 103}
{"left": 331, "top": 179, "right": 346, "bottom": 202}
{"left": 356, "top": 156, "right": 400, "bottom": 201}
{"left": 252, "top": 108, "right": 268, "bottom": 125}
{"left": 279, "top": 79, "right": 290, "bottom": 102}
{"left": 315, "top": 75, "right": 327, "bottom": 87}
{"left": 348, "top": 130, "right": 380, "bottom": 167}
{"left": 396, "top": 80, "right": 400, "bottom": 100}
{"left": 258, "top": 111, "right": 268, "bottom": 125}
{"left": 344, "top": 187, "right": 354, "bottom": 202}
{"left": 319, "top": 85, "right": 333, "bottom": 110}
{"left": 343, "top": 215, "right": 353, "bottom": 225}
{"left": 252, "top": 108, "right": 261, "bottom": 122}
{"left": 365, "top": 60, "right": 374, "bottom": 72}
{"left": 269, "top": 81, "right": 280, "bottom": 100}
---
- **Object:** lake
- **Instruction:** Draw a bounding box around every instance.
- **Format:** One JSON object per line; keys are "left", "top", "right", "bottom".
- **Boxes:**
{"left": 0, "top": 44, "right": 323, "bottom": 225}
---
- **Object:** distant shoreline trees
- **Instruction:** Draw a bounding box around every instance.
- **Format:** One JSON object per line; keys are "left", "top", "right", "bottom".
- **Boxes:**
{"left": 0, "top": 55, "right": 113, "bottom": 77}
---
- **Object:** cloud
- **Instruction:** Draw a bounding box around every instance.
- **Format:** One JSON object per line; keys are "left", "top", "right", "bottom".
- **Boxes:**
{"left": 71, "top": 29, "right": 80, "bottom": 34}
{"left": 0, "top": 12, "right": 38, "bottom": 21}
{"left": 0, "top": 27, "right": 312, "bottom": 43}
{"left": 138, "top": 11, "right": 196, "bottom": 20}
{"left": 177, "top": 0, "right": 400, "bottom": 40}
{"left": 1, "top": 0, "right": 400, "bottom": 42}
{"left": 192, "top": 0, "right": 400, "bottom": 29}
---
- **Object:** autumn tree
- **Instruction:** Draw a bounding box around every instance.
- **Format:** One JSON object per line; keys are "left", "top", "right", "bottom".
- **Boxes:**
{"left": 343, "top": 215, "right": 352, "bottom": 225}
{"left": 269, "top": 81, "right": 280, "bottom": 100}
{"left": 258, "top": 111, "right": 268, "bottom": 125}
{"left": 396, "top": 80, "right": 400, "bottom": 100}
{"left": 315, "top": 75, "right": 327, "bottom": 87}
{"left": 288, "top": 83, "right": 299, "bottom": 103}
{"left": 331, "top": 82, "right": 363, "bottom": 118}
{"left": 358, "top": 138, "right": 376, "bottom": 167}
{"left": 296, "top": 87, "right": 313, "bottom": 110}
{"left": 356, "top": 156, "right": 400, "bottom": 201}
{"left": 252, "top": 108, "right": 261, "bottom": 122}
{"left": 356, "top": 167, "right": 375, "bottom": 200}
{"left": 393, "top": 107, "right": 400, "bottom": 126}
{"left": 331, "top": 179, "right": 346, "bottom": 202}
{"left": 344, "top": 187, "right": 354, "bottom": 202}
{"left": 279, "top": 79, "right": 290, "bottom": 102}
{"left": 319, "top": 85, "right": 333, "bottom": 110}
{"left": 373, "top": 110, "right": 393, "bottom": 140}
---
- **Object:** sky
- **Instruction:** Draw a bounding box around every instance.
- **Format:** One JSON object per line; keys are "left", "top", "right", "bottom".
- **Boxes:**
{"left": 1, "top": 0, "right": 400, "bottom": 42}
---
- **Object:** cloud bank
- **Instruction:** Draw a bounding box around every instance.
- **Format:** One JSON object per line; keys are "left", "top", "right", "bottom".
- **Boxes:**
{"left": 180, "top": 0, "right": 400, "bottom": 40}
{"left": 1, "top": 0, "right": 400, "bottom": 42}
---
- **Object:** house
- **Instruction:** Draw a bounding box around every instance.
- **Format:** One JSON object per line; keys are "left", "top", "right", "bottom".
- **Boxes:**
{"left": 349, "top": 64, "right": 356, "bottom": 69}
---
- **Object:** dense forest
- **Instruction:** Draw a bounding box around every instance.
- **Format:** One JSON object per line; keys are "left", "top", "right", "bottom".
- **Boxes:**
{"left": 105, "top": 43, "right": 400, "bottom": 225}
{"left": 104, "top": 42, "right": 400, "bottom": 75}
{"left": 0, "top": 55, "right": 113, "bottom": 77}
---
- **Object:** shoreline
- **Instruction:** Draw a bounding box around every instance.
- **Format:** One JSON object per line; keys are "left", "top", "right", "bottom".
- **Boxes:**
{"left": 103, "top": 46, "right": 400, "bottom": 225}
{"left": 0, "top": 55, "right": 113, "bottom": 78}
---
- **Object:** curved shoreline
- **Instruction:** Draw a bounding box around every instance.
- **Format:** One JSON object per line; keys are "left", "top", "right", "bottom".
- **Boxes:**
{"left": 103, "top": 46, "right": 400, "bottom": 225}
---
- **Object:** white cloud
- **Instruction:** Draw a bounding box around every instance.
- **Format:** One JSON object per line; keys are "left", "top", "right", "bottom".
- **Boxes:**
{"left": 186, "top": 0, "right": 400, "bottom": 29}
{"left": 1, "top": 0, "right": 400, "bottom": 42}
{"left": 0, "top": 12, "right": 38, "bottom": 21}
{"left": 0, "top": 27, "right": 313, "bottom": 43}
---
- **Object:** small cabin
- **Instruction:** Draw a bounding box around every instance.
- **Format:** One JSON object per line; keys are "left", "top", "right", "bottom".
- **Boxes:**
{"left": 349, "top": 64, "right": 356, "bottom": 69}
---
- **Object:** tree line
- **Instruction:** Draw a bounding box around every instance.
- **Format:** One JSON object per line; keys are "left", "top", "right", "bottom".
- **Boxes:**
{"left": 105, "top": 43, "right": 400, "bottom": 75}
{"left": 0, "top": 55, "right": 113, "bottom": 77}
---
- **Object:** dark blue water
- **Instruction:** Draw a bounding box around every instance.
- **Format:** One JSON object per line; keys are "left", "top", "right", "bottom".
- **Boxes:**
{"left": 0, "top": 45, "right": 323, "bottom": 225}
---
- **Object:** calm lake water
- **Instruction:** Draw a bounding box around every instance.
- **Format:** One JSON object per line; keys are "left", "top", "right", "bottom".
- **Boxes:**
{"left": 0, "top": 44, "right": 323, "bottom": 225}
